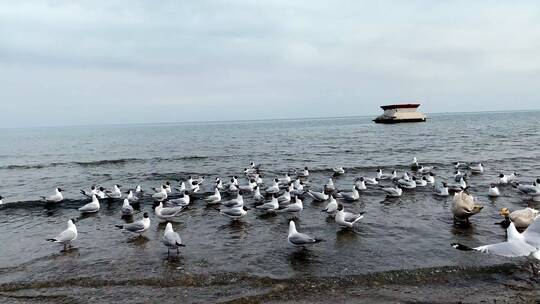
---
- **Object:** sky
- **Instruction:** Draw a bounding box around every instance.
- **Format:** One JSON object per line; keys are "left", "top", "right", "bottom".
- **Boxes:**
{"left": 1, "top": 1, "right": 540, "bottom": 127}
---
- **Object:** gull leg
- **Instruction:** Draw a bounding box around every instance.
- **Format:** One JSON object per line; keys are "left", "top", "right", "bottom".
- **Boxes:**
{"left": 177, "top": 248, "right": 179, "bottom": 254}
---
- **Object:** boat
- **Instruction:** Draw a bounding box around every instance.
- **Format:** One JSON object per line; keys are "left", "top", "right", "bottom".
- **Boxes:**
{"left": 373, "top": 103, "right": 427, "bottom": 124}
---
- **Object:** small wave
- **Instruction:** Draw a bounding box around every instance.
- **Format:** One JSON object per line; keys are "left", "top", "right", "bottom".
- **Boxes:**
{"left": 0, "top": 155, "right": 210, "bottom": 170}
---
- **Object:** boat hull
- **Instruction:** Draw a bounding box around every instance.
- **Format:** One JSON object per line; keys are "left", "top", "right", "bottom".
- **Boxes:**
{"left": 373, "top": 118, "right": 426, "bottom": 124}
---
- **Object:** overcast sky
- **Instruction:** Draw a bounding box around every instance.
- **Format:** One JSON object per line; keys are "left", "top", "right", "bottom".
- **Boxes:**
{"left": 1, "top": 1, "right": 539, "bottom": 127}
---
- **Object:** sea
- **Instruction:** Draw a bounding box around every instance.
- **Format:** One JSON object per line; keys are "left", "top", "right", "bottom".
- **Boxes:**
{"left": 0, "top": 111, "right": 539, "bottom": 303}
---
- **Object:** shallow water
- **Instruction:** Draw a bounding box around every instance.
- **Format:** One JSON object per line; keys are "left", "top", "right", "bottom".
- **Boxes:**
{"left": 0, "top": 111, "right": 539, "bottom": 302}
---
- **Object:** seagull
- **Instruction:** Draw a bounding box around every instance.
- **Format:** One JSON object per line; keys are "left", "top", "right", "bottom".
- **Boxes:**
{"left": 162, "top": 222, "right": 185, "bottom": 256}
{"left": 135, "top": 185, "right": 143, "bottom": 194}
{"left": 454, "top": 161, "right": 468, "bottom": 169}
{"left": 322, "top": 195, "right": 338, "bottom": 214}
{"left": 250, "top": 162, "right": 261, "bottom": 170}
{"left": 514, "top": 179, "right": 540, "bottom": 197}
{"left": 41, "top": 188, "right": 64, "bottom": 203}
{"left": 80, "top": 186, "right": 98, "bottom": 198}
{"left": 152, "top": 185, "right": 168, "bottom": 201}
{"left": 434, "top": 182, "right": 449, "bottom": 197}
{"left": 256, "top": 194, "right": 279, "bottom": 211}
{"left": 220, "top": 205, "right": 249, "bottom": 220}
{"left": 215, "top": 178, "right": 224, "bottom": 190}
{"left": 185, "top": 181, "right": 200, "bottom": 194}
{"left": 253, "top": 186, "right": 264, "bottom": 202}
{"left": 297, "top": 167, "right": 309, "bottom": 178}
{"left": 364, "top": 177, "right": 378, "bottom": 185}
{"left": 221, "top": 191, "right": 244, "bottom": 208}
{"left": 339, "top": 186, "right": 360, "bottom": 202}
{"left": 290, "top": 179, "right": 305, "bottom": 196}
{"left": 354, "top": 177, "right": 367, "bottom": 190}
{"left": 46, "top": 219, "right": 77, "bottom": 251}
{"left": 377, "top": 169, "right": 396, "bottom": 180}
{"left": 448, "top": 177, "right": 467, "bottom": 192}
{"left": 454, "top": 170, "right": 466, "bottom": 182}
{"left": 397, "top": 177, "right": 416, "bottom": 189}
{"left": 121, "top": 198, "right": 134, "bottom": 216}
{"left": 204, "top": 187, "right": 222, "bottom": 205}
{"left": 418, "top": 165, "right": 434, "bottom": 174}
{"left": 307, "top": 189, "right": 329, "bottom": 202}
{"left": 335, "top": 204, "right": 364, "bottom": 228}
{"left": 116, "top": 212, "right": 150, "bottom": 235}
{"left": 238, "top": 179, "right": 257, "bottom": 192}
{"left": 469, "top": 163, "right": 484, "bottom": 174}
{"left": 78, "top": 194, "right": 100, "bottom": 213}
{"left": 324, "top": 178, "right": 336, "bottom": 192}
{"left": 381, "top": 185, "right": 403, "bottom": 197}
{"left": 177, "top": 182, "right": 186, "bottom": 193}
{"left": 332, "top": 166, "right": 345, "bottom": 175}
{"left": 155, "top": 202, "right": 184, "bottom": 220}
{"left": 277, "top": 196, "right": 303, "bottom": 214}
{"left": 126, "top": 190, "right": 139, "bottom": 203}
{"left": 287, "top": 221, "right": 321, "bottom": 247}
{"left": 415, "top": 176, "right": 428, "bottom": 187}
{"left": 265, "top": 179, "right": 280, "bottom": 194}
{"left": 168, "top": 191, "right": 190, "bottom": 207}
{"left": 227, "top": 179, "right": 239, "bottom": 193}
{"left": 498, "top": 172, "right": 518, "bottom": 185}
{"left": 279, "top": 173, "right": 292, "bottom": 184}
{"left": 426, "top": 172, "right": 435, "bottom": 185}
{"left": 277, "top": 188, "right": 292, "bottom": 206}
{"left": 96, "top": 187, "right": 106, "bottom": 199}
{"left": 451, "top": 220, "right": 540, "bottom": 268}
{"left": 0, "top": 196, "right": 3, "bottom": 205}
{"left": 488, "top": 184, "right": 500, "bottom": 197}
{"left": 411, "top": 157, "right": 420, "bottom": 171}
{"left": 106, "top": 184, "right": 122, "bottom": 199}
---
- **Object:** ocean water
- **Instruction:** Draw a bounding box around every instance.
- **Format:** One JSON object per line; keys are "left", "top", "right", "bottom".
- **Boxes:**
{"left": 0, "top": 111, "right": 539, "bottom": 302}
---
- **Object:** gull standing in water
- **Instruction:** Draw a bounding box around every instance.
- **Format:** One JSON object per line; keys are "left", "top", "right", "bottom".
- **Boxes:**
{"left": 277, "top": 188, "right": 292, "bottom": 206}
{"left": 78, "top": 194, "right": 100, "bottom": 213}
{"left": 426, "top": 172, "right": 435, "bottom": 185}
{"left": 162, "top": 222, "right": 185, "bottom": 256}
{"left": 221, "top": 191, "right": 244, "bottom": 208}
{"left": 335, "top": 204, "right": 364, "bottom": 228}
{"left": 47, "top": 219, "right": 77, "bottom": 251}
{"left": 121, "top": 199, "right": 134, "bottom": 216}
{"left": 41, "top": 188, "right": 64, "bottom": 203}
{"left": 116, "top": 212, "right": 150, "bottom": 236}
{"left": 297, "top": 167, "right": 309, "bottom": 178}
{"left": 287, "top": 221, "right": 321, "bottom": 248}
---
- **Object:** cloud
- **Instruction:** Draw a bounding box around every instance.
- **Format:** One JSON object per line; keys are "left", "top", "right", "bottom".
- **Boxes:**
{"left": 0, "top": 0, "right": 539, "bottom": 127}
